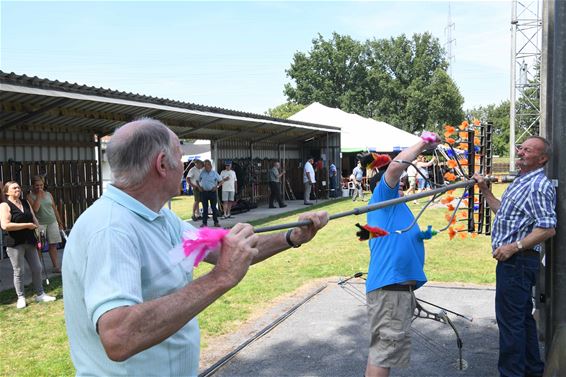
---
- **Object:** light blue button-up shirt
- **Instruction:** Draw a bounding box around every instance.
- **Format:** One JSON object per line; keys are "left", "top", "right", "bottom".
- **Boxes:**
{"left": 198, "top": 169, "right": 222, "bottom": 191}
{"left": 63, "top": 185, "right": 200, "bottom": 376}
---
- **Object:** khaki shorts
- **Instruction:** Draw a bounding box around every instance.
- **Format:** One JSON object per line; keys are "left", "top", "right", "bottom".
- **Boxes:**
{"left": 39, "top": 222, "right": 62, "bottom": 244}
{"left": 193, "top": 188, "right": 201, "bottom": 202}
{"left": 366, "top": 288, "right": 416, "bottom": 368}
{"left": 222, "top": 191, "right": 235, "bottom": 202}
{"left": 408, "top": 176, "right": 417, "bottom": 189}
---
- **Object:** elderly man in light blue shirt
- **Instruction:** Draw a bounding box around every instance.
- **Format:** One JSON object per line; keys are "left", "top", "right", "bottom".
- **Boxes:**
{"left": 63, "top": 118, "right": 329, "bottom": 377}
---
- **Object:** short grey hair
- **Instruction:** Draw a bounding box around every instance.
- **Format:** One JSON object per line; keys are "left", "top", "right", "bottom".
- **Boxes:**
{"left": 107, "top": 118, "right": 180, "bottom": 188}
{"left": 526, "top": 136, "right": 552, "bottom": 162}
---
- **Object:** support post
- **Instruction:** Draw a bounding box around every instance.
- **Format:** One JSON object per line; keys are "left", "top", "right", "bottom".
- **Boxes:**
{"left": 509, "top": 0, "right": 517, "bottom": 172}
{"left": 96, "top": 134, "right": 103, "bottom": 196}
{"left": 545, "top": 0, "right": 566, "bottom": 356}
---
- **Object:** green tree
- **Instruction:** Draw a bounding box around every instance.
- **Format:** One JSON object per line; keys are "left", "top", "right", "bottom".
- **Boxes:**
{"left": 265, "top": 102, "right": 306, "bottom": 119}
{"left": 284, "top": 32, "right": 464, "bottom": 132}
{"left": 284, "top": 33, "right": 369, "bottom": 114}
{"left": 467, "top": 100, "right": 510, "bottom": 156}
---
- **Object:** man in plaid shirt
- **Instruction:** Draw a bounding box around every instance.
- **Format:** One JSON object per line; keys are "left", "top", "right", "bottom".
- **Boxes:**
{"left": 475, "top": 136, "right": 556, "bottom": 377}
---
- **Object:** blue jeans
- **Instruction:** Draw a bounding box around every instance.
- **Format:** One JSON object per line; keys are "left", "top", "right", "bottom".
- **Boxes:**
{"left": 495, "top": 254, "right": 544, "bottom": 377}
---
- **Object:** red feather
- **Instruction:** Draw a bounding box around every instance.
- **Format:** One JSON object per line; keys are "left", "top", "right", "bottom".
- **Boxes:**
{"left": 369, "top": 153, "right": 392, "bottom": 170}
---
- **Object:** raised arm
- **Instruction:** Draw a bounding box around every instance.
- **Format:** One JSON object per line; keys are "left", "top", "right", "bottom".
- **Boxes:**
{"left": 384, "top": 134, "right": 440, "bottom": 188}
{"left": 473, "top": 173, "right": 501, "bottom": 213}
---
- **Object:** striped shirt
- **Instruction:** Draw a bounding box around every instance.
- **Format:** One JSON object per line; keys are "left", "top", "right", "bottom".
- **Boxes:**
{"left": 492, "top": 168, "right": 556, "bottom": 252}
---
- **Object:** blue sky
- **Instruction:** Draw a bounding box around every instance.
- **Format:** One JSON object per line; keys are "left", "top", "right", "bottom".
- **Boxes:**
{"left": 1, "top": 1, "right": 511, "bottom": 115}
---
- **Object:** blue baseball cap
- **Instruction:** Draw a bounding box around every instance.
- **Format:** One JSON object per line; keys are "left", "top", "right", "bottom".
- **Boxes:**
{"left": 224, "top": 160, "right": 232, "bottom": 165}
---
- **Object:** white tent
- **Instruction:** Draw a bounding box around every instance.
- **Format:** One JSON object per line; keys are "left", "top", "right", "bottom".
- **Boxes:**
{"left": 290, "top": 102, "right": 420, "bottom": 153}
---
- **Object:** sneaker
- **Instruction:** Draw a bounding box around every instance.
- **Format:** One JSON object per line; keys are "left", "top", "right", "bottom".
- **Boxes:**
{"left": 35, "top": 293, "right": 56, "bottom": 303}
{"left": 16, "top": 297, "right": 26, "bottom": 309}
{"left": 280, "top": 204, "right": 287, "bottom": 208}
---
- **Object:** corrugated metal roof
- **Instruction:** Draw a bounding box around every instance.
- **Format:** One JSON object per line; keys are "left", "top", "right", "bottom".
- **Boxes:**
{"left": 0, "top": 71, "right": 340, "bottom": 143}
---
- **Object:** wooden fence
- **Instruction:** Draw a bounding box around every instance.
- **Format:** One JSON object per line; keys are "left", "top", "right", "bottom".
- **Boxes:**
{"left": 0, "top": 160, "right": 100, "bottom": 228}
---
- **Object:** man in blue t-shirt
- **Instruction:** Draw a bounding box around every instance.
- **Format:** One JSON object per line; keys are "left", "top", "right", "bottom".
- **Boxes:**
{"left": 364, "top": 133, "right": 440, "bottom": 377}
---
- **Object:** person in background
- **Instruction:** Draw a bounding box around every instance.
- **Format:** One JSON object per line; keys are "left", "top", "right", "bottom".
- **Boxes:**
{"left": 187, "top": 159, "right": 204, "bottom": 222}
{"left": 303, "top": 157, "right": 316, "bottom": 205}
{"left": 269, "top": 161, "right": 287, "bottom": 208}
{"left": 329, "top": 161, "right": 337, "bottom": 198}
{"left": 27, "top": 175, "right": 65, "bottom": 273}
{"left": 198, "top": 159, "right": 223, "bottom": 227}
{"left": 1, "top": 181, "right": 56, "bottom": 309}
{"left": 406, "top": 162, "right": 418, "bottom": 197}
{"left": 416, "top": 155, "right": 436, "bottom": 192}
{"left": 220, "top": 160, "right": 237, "bottom": 219}
{"left": 352, "top": 161, "right": 365, "bottom": 201}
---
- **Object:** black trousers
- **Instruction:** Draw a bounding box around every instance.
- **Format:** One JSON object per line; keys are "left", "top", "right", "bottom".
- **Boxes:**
{"left": 201, "top": 191, "right": 219, "bottom": 225}
{"left": 269, "top": 181, "right": 285, "bottom": 207}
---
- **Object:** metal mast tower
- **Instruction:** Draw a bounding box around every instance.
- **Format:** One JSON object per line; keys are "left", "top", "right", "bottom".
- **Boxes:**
{"left": 509, "top": 0, "right": 542, "bottom": 171}
{"left": 444, "top": 3, "right": 456, "bottom": 78}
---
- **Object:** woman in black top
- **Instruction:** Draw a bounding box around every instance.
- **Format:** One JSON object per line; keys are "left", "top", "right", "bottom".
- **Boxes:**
{"left": 0, "top": 181, "right": 56, "bottom": 309}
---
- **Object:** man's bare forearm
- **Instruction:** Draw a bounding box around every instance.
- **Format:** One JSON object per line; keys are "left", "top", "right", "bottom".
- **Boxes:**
{"left": 482, "top": 188, "right": 501, "bottom": 213}
{"left": 519, "top": 227, "right": 556, "bottom": 250}
{"left": 97, "top": 269, "right": 233, "bottom": 362}
{"left": 385, "top": 140, "right": 427, "bottom": 187}
{"left": 205, "top": 232, "right": 289, "bottom": 265}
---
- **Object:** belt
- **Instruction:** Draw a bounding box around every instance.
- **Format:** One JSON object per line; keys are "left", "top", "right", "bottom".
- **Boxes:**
{"left": 517, "top": 249, "right": 539, "bottom": 257}
{"left": 202, "top": 190, "right": 217, "bottom": 192}
{"left": 380, "top": 284, "right": 415, "bottom": 292}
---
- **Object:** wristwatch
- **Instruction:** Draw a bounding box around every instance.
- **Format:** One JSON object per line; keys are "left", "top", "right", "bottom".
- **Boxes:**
{"left": 516, "top": 240, "right": 524, "bottom": 251}
{"left": 286, "top": 228, "right": 302, "bottom": 248}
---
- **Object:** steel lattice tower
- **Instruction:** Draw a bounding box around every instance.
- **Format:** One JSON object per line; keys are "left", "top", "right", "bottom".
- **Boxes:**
{"left": 444, "top": 3, "right": 456, "bottom": 78}
{"left": 509, "top": 0, "right": 542, "bottom": 171}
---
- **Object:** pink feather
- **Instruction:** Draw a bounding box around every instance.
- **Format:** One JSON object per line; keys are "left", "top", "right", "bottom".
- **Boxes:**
{"left": 182, "top": 227, "right": 230, "bottom": 267}
{"left": 421, "top": 131, "right": 439, "bottom": 143}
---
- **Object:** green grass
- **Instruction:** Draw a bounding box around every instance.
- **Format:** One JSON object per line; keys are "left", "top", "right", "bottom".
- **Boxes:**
{"left": 0, "top": 185, "right": 507, "bottom": 375}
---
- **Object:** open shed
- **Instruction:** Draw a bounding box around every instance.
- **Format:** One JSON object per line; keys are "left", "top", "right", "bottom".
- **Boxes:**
{"left": 0, "top": 71, "right": 341, "bottom": 227}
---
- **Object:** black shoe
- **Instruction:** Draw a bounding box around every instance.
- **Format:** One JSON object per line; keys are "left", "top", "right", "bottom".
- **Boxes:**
{"left": 304, "top": 202, "right": 313, "bottom": 205}
{"left": 192, "top": 215, "right": 198, "bottom": 221}
{"left": 201, "top": 224, "right": 207, "bottom": 228}
{"left": 214, "top": 222, "right": 221, "bottom": 227}
{"left": 280, "top": 204, "right": 287, "bottom": 208}
{"left": 269, "top": 205, "right": 276, "bottom": 208}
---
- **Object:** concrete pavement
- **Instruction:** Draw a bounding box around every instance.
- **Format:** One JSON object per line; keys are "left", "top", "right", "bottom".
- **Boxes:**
{"left": 207, "top": 281, "right": 503, "bottom": 377}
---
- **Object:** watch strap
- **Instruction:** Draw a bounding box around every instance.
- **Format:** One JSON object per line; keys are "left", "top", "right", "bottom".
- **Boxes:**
{"left": 286, "top": 228, "right": 301, "bottom": 248}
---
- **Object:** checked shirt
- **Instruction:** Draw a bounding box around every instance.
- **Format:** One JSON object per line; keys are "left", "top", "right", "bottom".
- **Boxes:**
{"left": 492, "top": 167, "right": 556, "bottom": 252}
